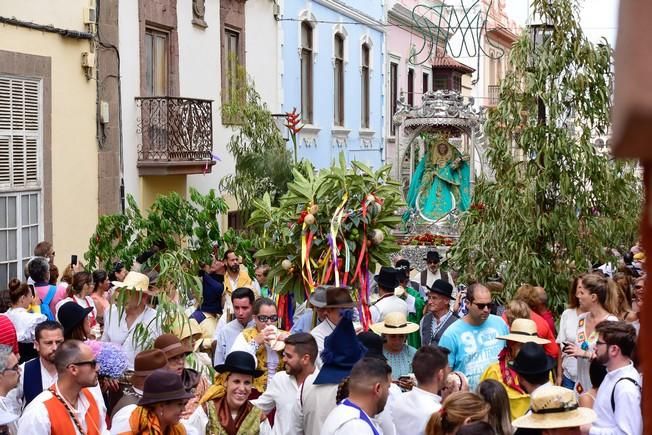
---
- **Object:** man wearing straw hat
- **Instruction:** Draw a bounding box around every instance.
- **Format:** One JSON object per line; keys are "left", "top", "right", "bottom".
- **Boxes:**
{"left": 512, "top": 385, "right": 596, "bottom": 435}
{"left": 102, "top": 272, "right": 161, "bottom": 370}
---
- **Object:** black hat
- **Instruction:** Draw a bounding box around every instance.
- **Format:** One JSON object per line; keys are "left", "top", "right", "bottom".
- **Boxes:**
{"left": 374, "top": 267, "right": 400, "bottom": 290}
{"left": 138, "top": 369, "right": 195, "bottom": 406}
{"left": 509, "top": 342, "right": 556, "bottom": 375}
{"left": 57, "top": 301, "right": 93, "bottom": 337}
{"left": 357, "top": 331, "right": 386, "bottom": 361}
{"left": 394, "top": 260, "right": 412, "bottom": 281}
{"left": 426, "top": 279, "right": 455, "bottom": 300}
{"left": 424, "top": 251, "right": 441, "bottom": 263}
{"left": 215, "top": 350, "right": 264, "bottom": 377}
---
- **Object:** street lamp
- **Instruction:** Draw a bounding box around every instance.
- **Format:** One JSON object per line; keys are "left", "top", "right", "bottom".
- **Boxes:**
{"left": 527, "top": 20, "right": 555, "bottom": 124}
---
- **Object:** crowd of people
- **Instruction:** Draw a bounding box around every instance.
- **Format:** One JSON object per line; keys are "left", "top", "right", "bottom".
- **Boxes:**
{"left": 0, "top": 240, "right": 644, "bottom": 435}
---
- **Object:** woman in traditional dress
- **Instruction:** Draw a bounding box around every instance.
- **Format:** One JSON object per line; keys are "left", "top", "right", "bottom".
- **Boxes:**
{"left": 200, "top": 351, "right": 267, "bottom": 435}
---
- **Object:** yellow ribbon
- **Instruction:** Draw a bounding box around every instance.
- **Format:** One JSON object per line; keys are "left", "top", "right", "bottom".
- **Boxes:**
{"left": 329, "top": 193, "right": 348, "bottom": 286}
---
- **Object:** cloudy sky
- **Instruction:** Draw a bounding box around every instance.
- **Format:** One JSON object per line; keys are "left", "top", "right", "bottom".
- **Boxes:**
{"left": 504, "top": 0, "right": 620, "bottom": 45}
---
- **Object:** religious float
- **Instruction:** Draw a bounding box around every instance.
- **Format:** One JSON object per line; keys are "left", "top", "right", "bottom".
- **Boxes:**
{"left": 391, "top": 89, "right": 484, "bottom": 271}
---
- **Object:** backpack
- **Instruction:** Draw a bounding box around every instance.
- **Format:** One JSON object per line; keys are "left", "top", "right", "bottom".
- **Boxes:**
{"left": 611, "top": 377, "right": 641, "bottom": 412}
{"left": 40, "top": 285, "right": 57, "bottom": 321}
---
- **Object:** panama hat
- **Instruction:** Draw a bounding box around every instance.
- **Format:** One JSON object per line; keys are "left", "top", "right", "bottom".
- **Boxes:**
{"left": 370, "top": 312, "right": 419, "bottom": 335}
{"left": 497, "top": 318, "right": 550, "bottom": 345}
{"left": 112, "top": 271, "right": 156, "bottom": 295}
{"left": 512, "top": 385, "right": 596, "bottom": 429}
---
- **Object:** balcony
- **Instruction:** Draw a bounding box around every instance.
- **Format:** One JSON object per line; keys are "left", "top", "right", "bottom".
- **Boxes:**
{"left": 135, "top": 97, "right": 216, "bottom": 176}
{"left": 488, "top": 85, "right": 500, "bottom": 106}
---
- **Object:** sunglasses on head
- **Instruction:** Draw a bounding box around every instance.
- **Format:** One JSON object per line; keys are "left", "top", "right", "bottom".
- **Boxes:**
{"left": 256, "top": 315, "right": 279, "bottom": 323}
{"left": 69, "top": 359, "right": 97, "bottom": 369}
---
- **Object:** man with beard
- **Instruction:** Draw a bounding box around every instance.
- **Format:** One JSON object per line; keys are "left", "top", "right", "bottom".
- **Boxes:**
{"left": 222, "top": 250, "right": 256, "bottom": 317}
{"left": 589, "top": 321, "right": 641, "bottom": 435}
{"left": 18, "top": 340, "right": 108, "bottom": 434}
{"left": 251, "top": 333, "right": 317, "bottom": 435}
{"left": 321, "top": 357, "right": 393, "bottom": 435}
{"left": 11, "top": 320, "right": 64, "bottom": 407}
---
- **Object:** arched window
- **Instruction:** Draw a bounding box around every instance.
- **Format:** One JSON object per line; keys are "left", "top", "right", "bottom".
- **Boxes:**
{"left": 301, "top": 22, "right": 313, "bottom": 123}
{"left": 334, "top": 34, "right": 345, "bottom": 126}
{"left": 361, "top": 43, "right": 370, "bottom": 128}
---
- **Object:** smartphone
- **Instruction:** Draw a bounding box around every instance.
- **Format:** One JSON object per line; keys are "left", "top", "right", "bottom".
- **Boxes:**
{"left": 562, "top": 342, "right": 572, "bottom": 352}
{"left": 71, "top": 254, "right": 78, "bottom": 266}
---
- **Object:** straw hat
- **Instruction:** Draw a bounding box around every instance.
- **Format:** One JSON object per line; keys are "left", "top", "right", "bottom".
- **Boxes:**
{"left": 112, "top": 271, "right": 156, "bottom": 295}
{"left": 370, "top": 312, "right": 419, "bottom": 335}
{"left": 173, "top": 318, "right": 203, "bottom": 352}
{"left": 497, "top": 318, "right": 550, "bottom": 345}
{"left": 512, "top": 385, "right": 596, "bottom": 429}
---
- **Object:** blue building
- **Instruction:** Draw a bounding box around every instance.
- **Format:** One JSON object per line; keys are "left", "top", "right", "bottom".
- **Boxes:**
{"left": 280, "top": 0, "right": 385, "bottom": 169}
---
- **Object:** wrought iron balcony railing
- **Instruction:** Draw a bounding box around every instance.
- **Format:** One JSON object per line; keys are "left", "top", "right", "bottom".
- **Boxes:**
{"left": 135, "top": 97, "right": 214, "bottom": 175}
{"left": 488, "top": 85, "right": 500, "bottom": 106}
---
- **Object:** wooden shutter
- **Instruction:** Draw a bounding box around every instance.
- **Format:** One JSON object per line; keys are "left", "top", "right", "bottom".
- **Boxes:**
{"left": 0, "top": 76, "right": 41, "bottom": 189}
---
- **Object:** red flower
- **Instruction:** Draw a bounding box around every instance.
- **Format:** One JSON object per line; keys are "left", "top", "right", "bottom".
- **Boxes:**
{"left": 285, "top": 107, "right": 304, "bottom": 135}
{"left": 298, "top": 210, "right": 308, "bottom": 224}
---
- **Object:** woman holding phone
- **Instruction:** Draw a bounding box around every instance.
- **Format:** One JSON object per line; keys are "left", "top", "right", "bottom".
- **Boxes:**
{"left": 556, "top": 275, "right": 587, "bottom": 389}
{"left": 562, "top": 273, "right": 618, "bottom": 394}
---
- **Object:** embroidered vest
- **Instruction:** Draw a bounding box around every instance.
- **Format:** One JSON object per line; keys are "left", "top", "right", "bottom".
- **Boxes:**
{"left": 43, "top": 388, "right": 101, "bottom": 435}
{"left": 23, "top": 357, "right": 43, "bottom": 406}
{"left": 420, "top": 268, "right": 449, "bottom": 287}
{"left": 207, "top": 402, "right": 263, "bottom": 435}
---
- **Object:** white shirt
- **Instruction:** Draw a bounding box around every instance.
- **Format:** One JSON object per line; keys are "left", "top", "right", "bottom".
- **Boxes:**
{"left": 292, "top": 371, "right": 339, "bottom": 435}
{"left": 55, "top": 295, "right": 97, "bottom": 321}
{"left": 0, "top": 396, "right": 19, "bottom": 435}
{"left": 390, "top": 387, "right": 442, "bottom": 435}
{"left": 321, "top": 401, "right": 383, "bottom": 435}
{"left": 8, "top": 357, "right": 58, "bottom": 409}
{"left": 424, "top": 270, "right": 455, "bottom": 293}
{"left": 251, "top": 371, "right": 305, "bottom": 435}
{"left": 110, "top": 403, "right": 207, "bottom": 435}
{"left": 18, "top": 383, "right": 108, "bottom": 434}
{"left": 213, "top": 318, "right": 254, "bottom": 366}
{"left": 230, "top": 330, "right": 280, "bottom": 386}
{"left": 370, "top": 295, "right": 408, "bottom": 323}
{"left": 590, "top": 362, "right": 642, "bottom": 435}
{"left": 310, "top": 319, "right": 336, "bottom": 368}
{"left": 4, "top": 308, "right": 46, "bottom": 342}
{"left": 556, "top": 308, "right": 580, "bottom": 380}
{"left": 101, "top": 304, "right": 160, "bottom": 370}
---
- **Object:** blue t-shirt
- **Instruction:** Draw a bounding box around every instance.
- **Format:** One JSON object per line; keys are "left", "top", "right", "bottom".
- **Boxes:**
{"left": 438, "top": 314, "right": 508, "bottom": 389}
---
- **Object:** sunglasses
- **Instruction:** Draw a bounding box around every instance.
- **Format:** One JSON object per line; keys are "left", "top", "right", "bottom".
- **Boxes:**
{"left": 472, "top": 302, "right": 494, "bottom": 310}
{"left": 256, "top": 315, "right": 279, "bottom": 323}
{"left": 69, "top": 359, "right": 98, "bottom": 369}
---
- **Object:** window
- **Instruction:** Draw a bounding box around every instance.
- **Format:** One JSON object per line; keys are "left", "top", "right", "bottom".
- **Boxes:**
{"left": 144, "top": 28, "right": 169, "bottom": 96}
{"left": 0, "top": 76, "right": 42, "bottom": 288}
{"left": 224, "top": 28, "right": 240, "bottom": 104}
{"left": 432, "top": 70, "right": 462, "bottom": 92}
{"left": 389, "top": 62, "right": 398, "bottom": 135}
{"left": 422, "top": 72, "right": 429, "bottom": 95}
{"left": 433, "top": 71, "right": 448, "bottom": 91}
{"left": 452, "top": 73, "right": 462, "bottom": 92}
{"left": 361, "top": 44, "right": 370, "bottom": 129}
{"left": 407, "top": 68, "right": 414, "bottom": 106}
{"left": 334, "top": 34, "right": 345, "bottom": 126}
{"left": 301, "top": 22, "right": 314, "bottom": 124}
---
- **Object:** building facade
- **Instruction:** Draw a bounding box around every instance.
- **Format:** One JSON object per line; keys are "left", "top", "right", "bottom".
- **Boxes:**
{"left": 0, "top": 1, "right": 100, "bottom": 286}
{"left": 280, "top": 0, "right": 386, "bottom": 169}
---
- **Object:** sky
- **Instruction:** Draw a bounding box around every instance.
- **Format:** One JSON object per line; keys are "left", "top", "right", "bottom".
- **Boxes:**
{"left": 504, "top": 0, "right": 619, "bottom": 46}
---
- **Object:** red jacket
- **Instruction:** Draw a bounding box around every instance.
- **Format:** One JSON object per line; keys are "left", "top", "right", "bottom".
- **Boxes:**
{"left": 502, "top": 311, "right": 559, "bottom": 358}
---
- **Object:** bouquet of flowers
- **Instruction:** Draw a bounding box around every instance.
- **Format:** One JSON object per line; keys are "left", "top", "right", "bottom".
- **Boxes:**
{"left": 85, "top": 340, "right": 129, "bottom": 380}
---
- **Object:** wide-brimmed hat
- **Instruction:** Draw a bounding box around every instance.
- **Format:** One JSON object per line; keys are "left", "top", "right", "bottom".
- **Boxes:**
{"left": 509, "top": 342, "right": 556, "bottom": 375}
{"left": 309, "top": 285, "right": 355, "bottom": 309}
{"left": 426, "top": 279, "right": 454, "bottom": 300}
{"left": 370, "top": 312, "right": 419, "bottom": 335}
{"left": 173, "top": 319, "right": 203, "bottom": 352}
{"left": 374, "top": 267, "right": 400, "bottom": 290}
{"left": 215, "top": 351, "right": 264, "bottom": 377}
{"left": 138, "top": 369, "right": 195, "bottom": 406}
{"left": 424, "top": 251, "right": 441, "bottom": 263}
{"left": 112, "top": 271, "right": 155, "bottom": 295}
{"left": 357, "top": 331, "right": 386, "bottom": 361}
{"left": 58, "top": 301, "right": 93, "bottom": 337}
{"left": 497, "top": 318, "right": 550, "bottom": 345}
{"left": 132, "top": 349, "right": 168, "bottom": 381}
{"left": 512, "top": 385, "right": 597, "bottom": 429}
{"left": 314, "top": 312, "right": 366, "bottom": 385}
{"left": 154, "top": 334, "right": 192, "bottom": 360}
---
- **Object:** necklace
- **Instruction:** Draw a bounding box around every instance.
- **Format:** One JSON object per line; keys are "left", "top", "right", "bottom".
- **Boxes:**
{"left": 49, "top": 385, "right": 86, "bottom": 435}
